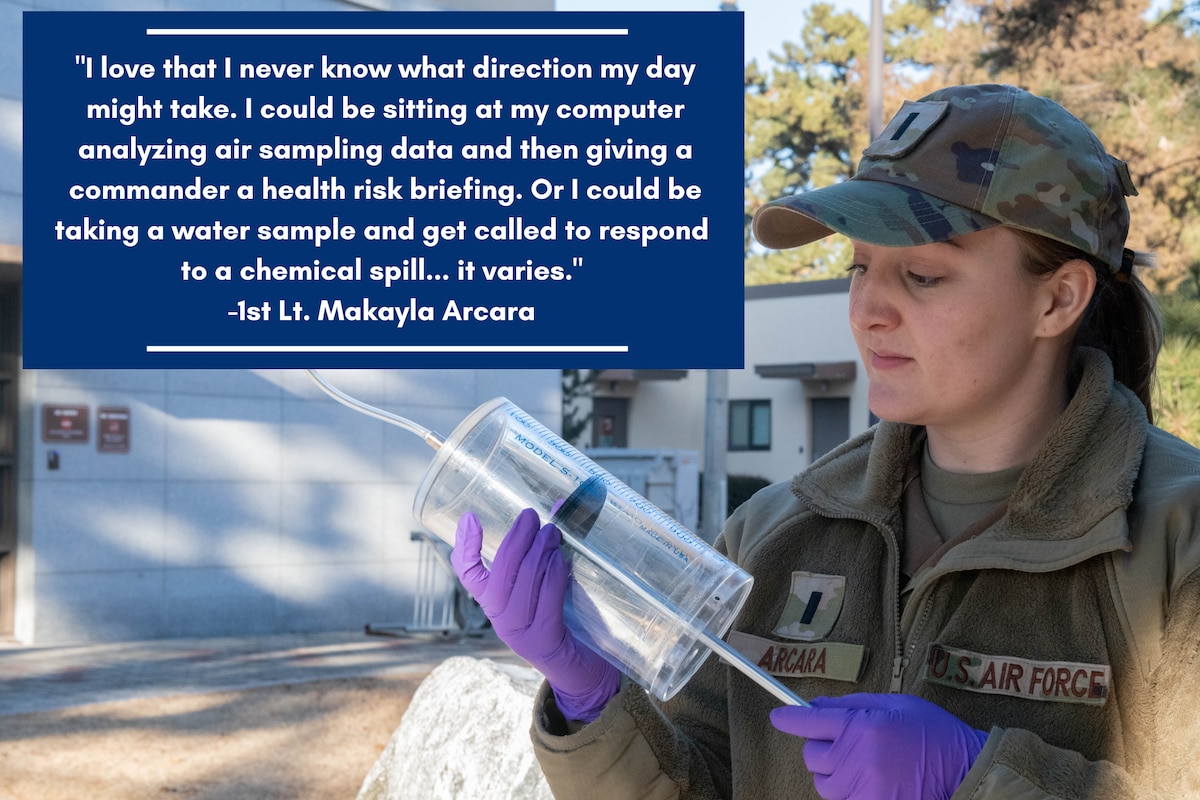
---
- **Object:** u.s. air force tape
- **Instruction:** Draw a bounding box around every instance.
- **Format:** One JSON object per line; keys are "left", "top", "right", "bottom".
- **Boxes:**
{"left": 727, "top": 631, "right": 866, "bottom": 683}
{"left": 922, "top": 643, "right": 1111, "bottom": 706}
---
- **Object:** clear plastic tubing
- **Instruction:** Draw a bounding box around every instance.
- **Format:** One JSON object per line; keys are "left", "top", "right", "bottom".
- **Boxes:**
{"left": 306, "top": 370, "right": 808, "bottom": 707}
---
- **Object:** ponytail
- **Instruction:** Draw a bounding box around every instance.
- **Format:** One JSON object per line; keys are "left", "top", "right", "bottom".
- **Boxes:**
{"left": 1014, "top": 230, "right": 1163, "bottom": 423}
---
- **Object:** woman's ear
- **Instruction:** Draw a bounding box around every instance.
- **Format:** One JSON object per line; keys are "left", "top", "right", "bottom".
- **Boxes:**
{"left": 1037, "top": 258, "right": 1096, "bottom": 339}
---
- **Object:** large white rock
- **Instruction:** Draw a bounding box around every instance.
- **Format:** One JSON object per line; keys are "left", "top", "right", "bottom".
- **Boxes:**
{"left": 358, "top": 656, "right": 553, "bottom": 800}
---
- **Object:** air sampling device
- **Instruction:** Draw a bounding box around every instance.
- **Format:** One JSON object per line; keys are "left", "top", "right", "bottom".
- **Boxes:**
{"left": 307, "top": 370, "right": 808, "bottom": 707}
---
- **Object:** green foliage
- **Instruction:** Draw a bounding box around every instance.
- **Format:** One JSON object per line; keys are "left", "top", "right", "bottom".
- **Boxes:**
{"left": 744, "top": 0, "right": 1200, "bottom": 289}
{"left": 1159, "top": 264, "right": 1200, "bottom": 338}
{"left": 743, "top": 0, "right": 1200, "bottom": 436}
{"left": 1154, "top": 335, "right": 1200, "bottom": 446}
{"left": 955, "top": 0, "right": 1200, "bottom": 291}
{"left": 1152, "top": 0, "right": 1200, "bottom": 30}
{"left": 1155, "top": 263, "right": 1200, "bottom": 445}
{"left": 743, "top": 2, "right": 940, "bottom": 284}
{"left": 743, "top": 4, "right": 869, "bottom": 284}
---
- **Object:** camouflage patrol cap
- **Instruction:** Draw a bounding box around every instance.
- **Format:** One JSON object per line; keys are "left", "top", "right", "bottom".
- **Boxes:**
{"left": 752, "top": 83, "right": 1139, "bottom": 272}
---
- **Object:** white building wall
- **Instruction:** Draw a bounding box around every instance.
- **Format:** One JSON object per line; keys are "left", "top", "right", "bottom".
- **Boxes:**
{"left": 735, "top": 279, "right": 866, "bottom": 481}
{"left": 3, "top": 0, "right": 558, "bottom": 645}
{"left": 624, "top": 373, "right": 706, "bottom": 451}
{"left": 21, "top": 368, "right": 560, "bottom": 645}
{"left": 604, "top": 279, "right": 869, "bottom": 488}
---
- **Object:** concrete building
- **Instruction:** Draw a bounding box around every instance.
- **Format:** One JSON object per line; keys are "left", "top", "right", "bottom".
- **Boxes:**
{"left": 585, "top": 278, "right": 871, "bottom": 489}
{"left": 3, "top": 0, "right": 857, "bottom": 645}
{"left": 1, "top": 0, "right": 557, "bottom": 645}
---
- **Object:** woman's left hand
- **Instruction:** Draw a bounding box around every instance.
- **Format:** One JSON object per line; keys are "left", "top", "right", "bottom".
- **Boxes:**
{"left": 770, "top": 693, "right": 989, "bottom": 800}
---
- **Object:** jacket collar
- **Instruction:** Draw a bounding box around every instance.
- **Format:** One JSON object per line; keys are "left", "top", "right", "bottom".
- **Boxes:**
{"left": 793, "top": 348, "right": 1149, "bottom": 569}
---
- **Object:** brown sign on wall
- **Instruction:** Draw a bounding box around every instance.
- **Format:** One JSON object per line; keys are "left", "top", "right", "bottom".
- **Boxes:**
{"left": 42, "top": 404, "right": 89, "bottom": 443}
{"left": 98, "top": 407, "right": 131, "bottom": 453}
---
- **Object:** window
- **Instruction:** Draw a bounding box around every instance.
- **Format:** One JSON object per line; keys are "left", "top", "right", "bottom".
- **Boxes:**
{"left": 729, "top": 400, "right": 771, "bottom": 451}
{"left": 591, "top": 397, "right": 629, "bottom": 448}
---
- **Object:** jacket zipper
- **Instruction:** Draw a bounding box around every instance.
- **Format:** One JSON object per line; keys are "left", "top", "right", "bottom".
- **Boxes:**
{"left": 882, "top": 524, "right": 906, "bottom": 693}
{"left": 893, "top": 590, "right": 933, "bottom": 692}
{"left": 793, "top": 495, "right": 907, "bottom": 694}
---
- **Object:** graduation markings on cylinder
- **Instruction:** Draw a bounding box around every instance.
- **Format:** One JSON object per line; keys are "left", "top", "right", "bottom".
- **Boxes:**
{"left": 504, "top": 406, "right": 698, "bottom": 562}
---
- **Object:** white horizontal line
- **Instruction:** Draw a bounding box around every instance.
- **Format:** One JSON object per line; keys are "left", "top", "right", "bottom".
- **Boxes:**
{"left": 147, "top": 345, "right": 629, "bottom": 353}
{"left": 146, "top": 28, "right": 628, "bottom": 36}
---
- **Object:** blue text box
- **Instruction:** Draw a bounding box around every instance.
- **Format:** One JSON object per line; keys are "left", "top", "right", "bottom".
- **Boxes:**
{"left": 23, "top": 11, "right": 745, "bottom": 368}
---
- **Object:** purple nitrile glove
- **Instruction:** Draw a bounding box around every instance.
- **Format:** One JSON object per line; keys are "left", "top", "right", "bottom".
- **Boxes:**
{"left": 770, "top": 693, "right": 990, "bottom": 800}
{"left": 451, "top": 508, "right": 620, "bottom": 723}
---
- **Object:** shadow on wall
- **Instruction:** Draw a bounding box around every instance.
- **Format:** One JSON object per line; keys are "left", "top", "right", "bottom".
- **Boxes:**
{"left": 28, "top": 368, "right": 561, "bottom": 644}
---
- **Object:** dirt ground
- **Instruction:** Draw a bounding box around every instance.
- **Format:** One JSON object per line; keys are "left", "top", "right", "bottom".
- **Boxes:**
{"left": 0, "top": 674, "right": 422, "bottom": 800}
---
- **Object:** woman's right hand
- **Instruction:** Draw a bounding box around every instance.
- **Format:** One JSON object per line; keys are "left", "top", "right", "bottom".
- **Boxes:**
{"left": 451, "top": 508, "right": 620, "bottom": 723}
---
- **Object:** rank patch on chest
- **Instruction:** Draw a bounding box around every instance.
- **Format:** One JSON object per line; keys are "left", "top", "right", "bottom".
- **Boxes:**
{"left": 773, "top": 571, "right": 846, "bottom": 641}
{"left": 922, "top": 643, "right": 1110, "bottom": 706}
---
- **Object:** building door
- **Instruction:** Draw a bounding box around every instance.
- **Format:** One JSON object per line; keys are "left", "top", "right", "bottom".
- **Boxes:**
{"left": 810, "top": 397, "right": 849, "bottom": 463}
{"left": 0, "top": 283, "right": 16, "bottom": 636}
{"left": 592, "top": 397, "right": 629, "bottom": 448}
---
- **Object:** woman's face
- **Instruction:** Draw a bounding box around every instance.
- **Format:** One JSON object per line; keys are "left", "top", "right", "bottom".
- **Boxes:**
{"left": 848, "top": 227, "right": 1055, "bottom": 436}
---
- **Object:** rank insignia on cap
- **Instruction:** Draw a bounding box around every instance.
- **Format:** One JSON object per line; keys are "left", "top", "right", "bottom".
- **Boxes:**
{"left": 773, "top": 571, "right": 846, "bottom": 641}
{"left": 863, "top": 100, "right": 950, "bottom": 159}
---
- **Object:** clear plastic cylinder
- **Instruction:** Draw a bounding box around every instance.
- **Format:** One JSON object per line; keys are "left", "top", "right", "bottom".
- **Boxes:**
{"left": 413, "top": 397, "right": 753, "bottom": 701}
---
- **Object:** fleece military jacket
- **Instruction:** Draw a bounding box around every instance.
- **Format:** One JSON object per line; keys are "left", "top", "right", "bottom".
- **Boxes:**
{"left": 531, "top": 348, "right": 1200, "bottom": 799}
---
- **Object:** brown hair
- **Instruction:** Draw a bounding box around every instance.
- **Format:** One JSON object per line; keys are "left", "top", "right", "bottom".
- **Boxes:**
{"left": 1012, "top": 230, "right": 1162, "bottom": 423}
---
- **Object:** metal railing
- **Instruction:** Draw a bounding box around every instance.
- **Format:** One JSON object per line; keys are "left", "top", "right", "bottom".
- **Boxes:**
{"left": 366, "top": 531, "right": 489, "bottom": 638}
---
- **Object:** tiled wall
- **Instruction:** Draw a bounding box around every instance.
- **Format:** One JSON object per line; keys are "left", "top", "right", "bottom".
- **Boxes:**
{"left": 25, "top": 368, "right": 562, "bottom": 643}
{"left": 6, "top": 0, "right": 559, "bottom": 644}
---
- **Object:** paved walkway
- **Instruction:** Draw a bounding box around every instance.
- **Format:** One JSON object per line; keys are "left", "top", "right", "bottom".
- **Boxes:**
{"left": 0, "top": 629, "right": 519, "bottom": 717}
